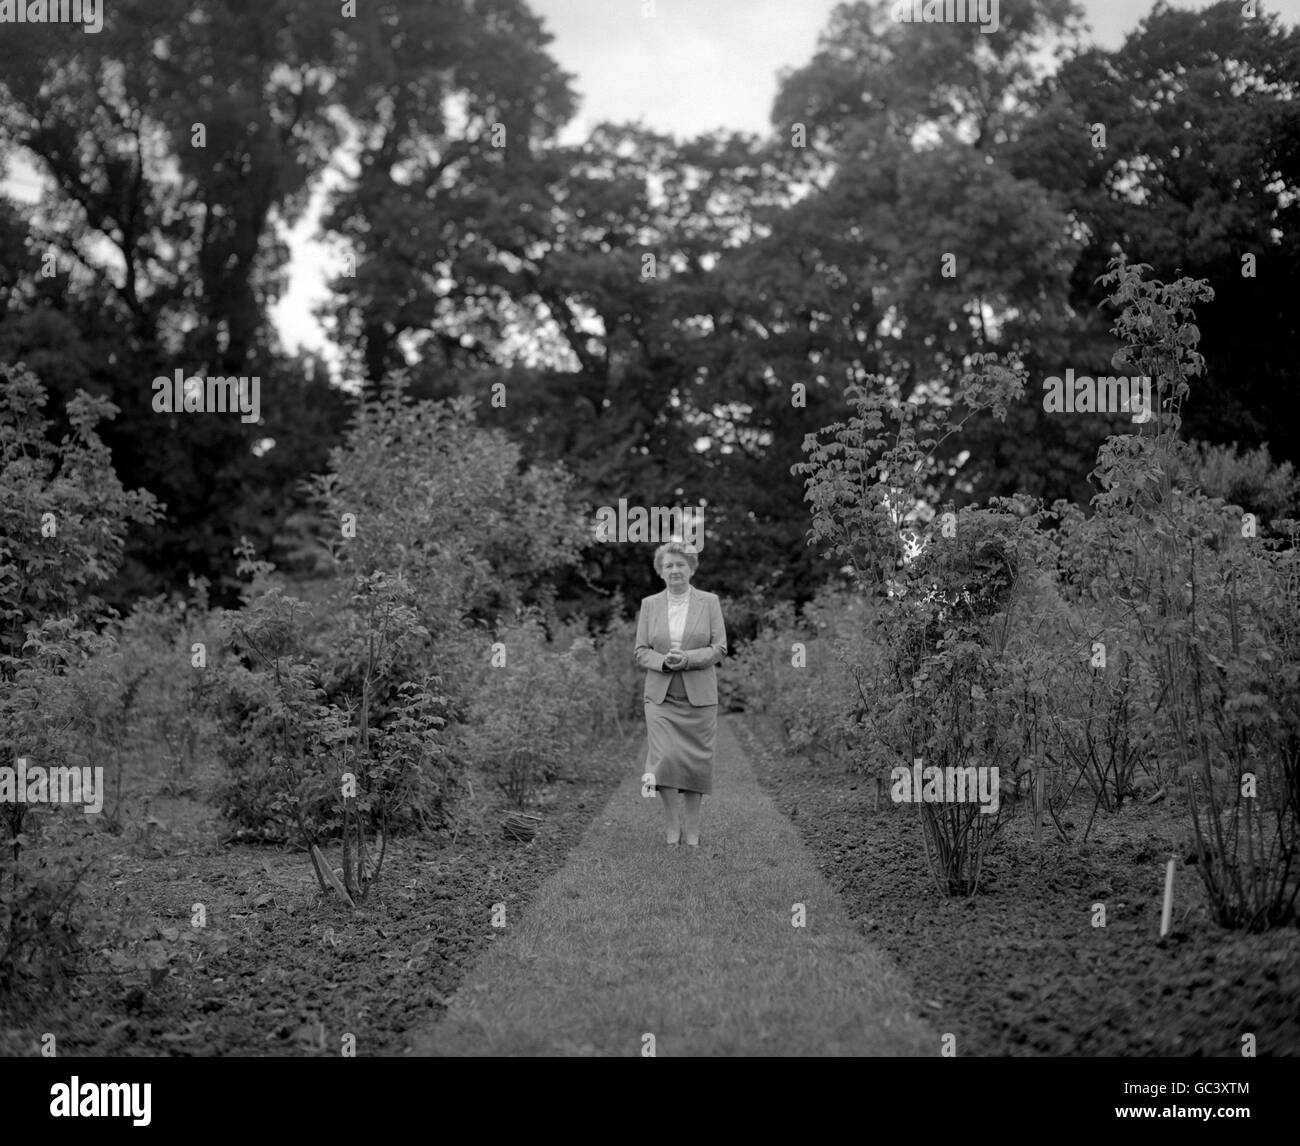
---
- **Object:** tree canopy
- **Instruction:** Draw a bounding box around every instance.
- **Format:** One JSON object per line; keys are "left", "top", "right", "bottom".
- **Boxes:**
{"left": 2, "top": 0, "right": 1295, "bottom": 620}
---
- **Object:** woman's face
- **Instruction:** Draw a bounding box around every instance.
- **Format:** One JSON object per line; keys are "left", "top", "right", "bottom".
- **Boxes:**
{"left": 660, "top": 552, "right": 694, "bottom": 590}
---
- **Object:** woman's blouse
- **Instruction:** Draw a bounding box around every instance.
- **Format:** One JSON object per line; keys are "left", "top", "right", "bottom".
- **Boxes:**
{"left": 667, "top": 588, "right": 692, "bottom": 652}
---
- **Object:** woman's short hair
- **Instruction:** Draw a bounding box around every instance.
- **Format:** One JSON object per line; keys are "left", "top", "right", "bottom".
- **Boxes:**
{"left": 654, "top": 541, "right": 699, "bottom": 575}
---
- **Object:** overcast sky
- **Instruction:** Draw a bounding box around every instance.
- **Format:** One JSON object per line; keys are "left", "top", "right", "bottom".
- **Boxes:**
{"left": 526, "top": 0, "right": 1284, "bottom": 145}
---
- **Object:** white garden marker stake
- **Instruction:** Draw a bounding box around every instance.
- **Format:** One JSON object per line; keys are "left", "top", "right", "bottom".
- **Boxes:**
{"left": 1160, "top": 858, "right": 1175, "bottom": 937}
{"left": 1033, "top": 769, "right": 1044, "bottom": 848}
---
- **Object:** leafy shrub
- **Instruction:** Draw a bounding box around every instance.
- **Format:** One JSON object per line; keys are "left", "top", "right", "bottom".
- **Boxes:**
{"left": 111, "top": 578, "right": 222, "bottom": 790}
{"left": 0, "top": 843, "right": 90, "bottom": 995}
{"left": 204, "top": 379, "right": 593, "bottom": 859}
{"left": 1045, "top": 648, "right": 1159, "bottom": 821}
{"left": 1083, "top": 259, "right": 1300, "bottom": 929}
{"left": 790, "top": 258, "right": 1300, "bottom": 917}
{"left": 724, "top": 587, "right": 868, "bottom": 768}
{"left": 0, "top": 367, "right": 160, "bottom": 663}
{"left": 460, "top": 612, "right": 612, "bottom": 808}
{"left": 872, "top": 505, "right": 1040, "bottom": 893}
{"left": 306, "top": 378, "right": 584, "bottom": 648}
{"left": 593, "top": 604, "right": 643, "bottom": 737}
{"left": 210, "top": 560, "right": 454, "bottom": 869}
{"left": 190, "top": 376, "right": 601, "bottom": 874}
{"left": 1172, "top": 440, "right": 1300, "bottom": 528}
{"left": 795, "top": 358, "right": 1031, "bottom": 894}
{"left": 0, "top": 365, "right": 159, "bottom": 989}
{"left": 209, "top": 581, "right": 329, "bottom": 841}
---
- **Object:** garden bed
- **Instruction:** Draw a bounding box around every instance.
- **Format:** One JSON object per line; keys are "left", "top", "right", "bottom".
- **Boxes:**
{"left": 0, "top": 737, "right": 629, "bottom": 1057}
{"left": 736, "top": 713, "right": 1300, "bottom": 1056}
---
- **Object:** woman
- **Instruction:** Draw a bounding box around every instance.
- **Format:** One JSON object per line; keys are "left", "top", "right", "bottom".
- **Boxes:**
{"left": 634, "top": 541, "right": 728, "bottom": 848}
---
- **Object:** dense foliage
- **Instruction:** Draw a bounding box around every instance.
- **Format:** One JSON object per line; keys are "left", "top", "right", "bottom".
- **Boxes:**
{"left": 765, "top": 258, "right": 1299, "bottom": 916}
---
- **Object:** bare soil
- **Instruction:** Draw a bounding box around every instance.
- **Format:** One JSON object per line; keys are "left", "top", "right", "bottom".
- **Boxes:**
{"left": 0, "top": 739, "right": 628, "bottom": 1057}
{"left": 735, "top": 713, "right": 1300, "bottom": 1057}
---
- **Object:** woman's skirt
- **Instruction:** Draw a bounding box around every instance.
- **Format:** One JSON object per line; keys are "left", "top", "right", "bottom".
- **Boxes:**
{"left": 645, "top": 672, "right": 717, "bottom": 795}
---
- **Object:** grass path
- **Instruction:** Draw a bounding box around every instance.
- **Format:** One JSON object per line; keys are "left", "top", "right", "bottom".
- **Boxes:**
{"left": 409, "top": 716, "right": 936, "bottom": 1056}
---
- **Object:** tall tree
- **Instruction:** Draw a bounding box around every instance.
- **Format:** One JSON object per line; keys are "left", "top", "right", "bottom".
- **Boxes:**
{"left": 319, "top": 0, "right": 580, "bottom": 390}
{"left": 0, "top": 1, "right": 563, "bottom": 605}
{"left": 1008, "top": 0, "right": 1300, "bottom": 466}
